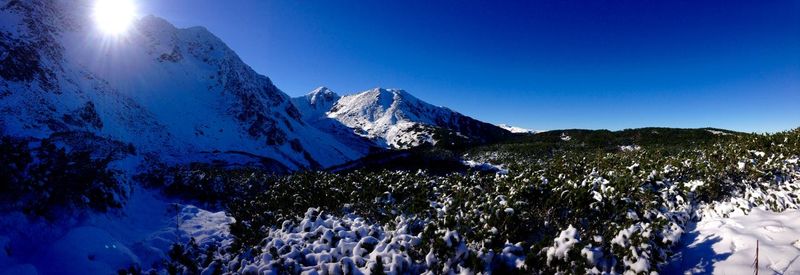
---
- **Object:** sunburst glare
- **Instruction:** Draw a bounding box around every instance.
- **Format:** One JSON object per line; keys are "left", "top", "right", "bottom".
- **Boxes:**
{"left": 92, "top": 0, "right": 137, "bottom": 35}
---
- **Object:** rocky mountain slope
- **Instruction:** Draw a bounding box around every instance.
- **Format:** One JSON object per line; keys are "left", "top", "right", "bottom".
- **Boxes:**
{"left": 293, "top": 87, "right": 511, "bottom": 149}
{"left": 0, "top": 0, "right": 367, "bottom": 170}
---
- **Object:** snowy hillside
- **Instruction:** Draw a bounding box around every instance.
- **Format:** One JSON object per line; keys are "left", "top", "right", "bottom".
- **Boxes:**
{"left": 0, "top": 0, "right": 366, "bottom": 170}
{"left": 293, "top": 87, "right": 510, "bottom": 149}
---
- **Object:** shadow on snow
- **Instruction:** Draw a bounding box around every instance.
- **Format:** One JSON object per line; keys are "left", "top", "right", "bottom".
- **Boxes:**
{"left": 662, "top": 223, "right": 733, "bottom": 274}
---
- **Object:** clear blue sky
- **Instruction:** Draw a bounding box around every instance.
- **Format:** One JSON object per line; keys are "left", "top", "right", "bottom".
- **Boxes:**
{"left": 138, "top": 0, "right": 799, "bottom": 133}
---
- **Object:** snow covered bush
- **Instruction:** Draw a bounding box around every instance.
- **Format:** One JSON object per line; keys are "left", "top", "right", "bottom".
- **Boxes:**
{"left": 0, "top": 135, "right": 131, "bottom": 216}
{"left": 141, "top": 128, "right": 800, "bottom": 274}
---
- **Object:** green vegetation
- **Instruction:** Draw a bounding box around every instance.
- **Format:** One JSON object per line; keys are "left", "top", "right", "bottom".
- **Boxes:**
{"left": 145, "top": 127, "right": 800, "bottom": 273}
{"left": 2, "top": 127, "right": 795, "bottom": 273}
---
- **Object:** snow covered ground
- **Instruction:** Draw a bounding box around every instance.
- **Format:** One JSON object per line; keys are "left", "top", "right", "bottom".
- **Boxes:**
{"left": 1, "top": 184, "right": 798, "bottom": 274}
{"left": 665, "top": 208, "right": 800, "bottom": 274}
{"left": 0, "top": 188, "right": 233, "bottom": 275}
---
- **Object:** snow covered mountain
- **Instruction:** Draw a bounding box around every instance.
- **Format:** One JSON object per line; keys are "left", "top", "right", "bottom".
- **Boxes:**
{"left": 293, "top": 87, "right": 341, "bottom": 120}
{"left": 293, "top": 87, "right": 510, "bottom": 148}
{"left": 497, "top": 124, "right": 537, "bottom": 134}
{"left": 290, "top": 87, "right": 378, "bottom": 154}
{"left": 0, "top": 0, "right": 367, "bottom": 170}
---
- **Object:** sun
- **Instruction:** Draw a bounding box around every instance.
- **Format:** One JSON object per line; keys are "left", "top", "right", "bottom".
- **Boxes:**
{"left": 93, "top": 0, "right": 137, "bottom": 35}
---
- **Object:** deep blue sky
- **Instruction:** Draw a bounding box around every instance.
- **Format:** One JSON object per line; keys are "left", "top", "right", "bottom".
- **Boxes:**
{"left": 138, "top": 0, "right": 799, "bottom": 132}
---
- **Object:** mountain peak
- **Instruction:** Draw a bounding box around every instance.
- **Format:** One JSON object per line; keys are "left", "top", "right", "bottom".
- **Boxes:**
{"left": 359, "top": 87, "right": 419, "bottom": 108}
{"left": 292, "top": 87, "right": 342, "bottom": 122}
{"left": 305, "top": 86, "right": 340, "bottom": 106}
{"left": 308, "top": 86, "right": 337, "bottom": 97}
{"left": 367, "top": 87, "right": 405, "bottom": 96}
